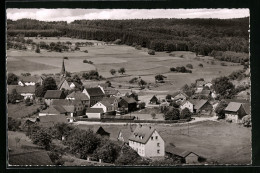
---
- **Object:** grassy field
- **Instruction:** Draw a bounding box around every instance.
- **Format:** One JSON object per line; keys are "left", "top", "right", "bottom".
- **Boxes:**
{"left": 7, "top": 103, "right": 41, "bottom": 119}
{"left": 76, "top": 120, "right": 251, "bottom": 165}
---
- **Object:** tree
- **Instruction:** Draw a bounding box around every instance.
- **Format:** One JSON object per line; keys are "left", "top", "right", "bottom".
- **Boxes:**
{"left": 151, "top": 112, "right": 156, "bottom": 119}
{"left": 92, "top": 140, "right": 121, "bottom": 163}
{"left": 51, "top": 123, "right": 75, "bottom": 140}
{"left": 148, "top": 50, "right": 155, "bottom": 55}
{"left": 35, "top": 85, "right": 45, "bottom": 97}
{"left": 115, "top": 145, "right": 141, "bottom": 165}
{"left": 212, "top": 76, "right": 235, "bottom": 99}
{"left": 186, "top": 64, "right": 193, "bottom": 69}
{"left": 215, "top": 100, "right": 228, "bottom": 119}
{"left": 31, "top": 128, "right": 52, "bottom": 150}
{"left": 7, "top": 73, "right": 19, "bottom": 85}
{"left": 164, "top": 107, "right": 180, "bottom": 120}
{"left": 21, "top": 72, "right": 31, "bottom": 76}
{"left": 155, "top": 74, "right": 166, "bottom": 82}
{"left": 198, "top": 63, "right": 203, "bottom": 67}
{"left": 8, "top": 89, "right": 20, "bottom": 104}
{"left": 106, "top": 80, "right": 112, "bottom": 87}
{"left": 43, "top": 77, "right": 57, "bottom": 91}
{"left": 139, "top": 102, "right": 146, "bottom": 109}
{"left": 8, "top": 117, "right": 21, "bottom": 131}
{"left": 180, "top": 108, "right": 192, "bottom": 119}
{"left": 118, "top": 68, "right": 125, "bottom": 75}
{"left": 242, "top": 115, "right": 251, "bottom": 127}
{"left": 166, "top": 94, "right": 172, "bottom": 100}
{"left": 110, "top": 69, "right": 116, "bottom": 75}
{"left": 25, "top": 97, "right": 32, "bottom": 106}
{"left": 138, "top": 79, "right": 147, "bottom": 87}
{"left": 72, "top": 75, "right": 83, "bottom": 85}
{"left": 35, "top": 44, "right": 40, "bottom": 53}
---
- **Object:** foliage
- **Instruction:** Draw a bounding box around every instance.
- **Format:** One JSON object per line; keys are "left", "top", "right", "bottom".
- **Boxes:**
{"left": 35, "top": 44, "right": 40, "bottom": 53}
{"left": 25, "top": 97, "right": 32, "bottom": 106}
{"left": 139, "top": 102, "right": 146, "bottom": 109}
{"left": 164, "top": 107, "right": 180, "bottom": 120}
{"left": 115, "top": 145, "right": 141, "bottom": 165}
{"left": 63, "top": 57, "right": 68, "bottom": 59}
{"left": 129, "top": 77, "right": 138, "bottom": 84}
{"left": 241, "top": 115, "right": 251, "bottom": 127}
{"left": 215, "top": 100, "right": 228, "bottom": 119}
{"left": 7, "top": 73, "right": 19, "bottom": 85}
{"left": 180, "top": 108, "right": 192, "bottom": 119}
{"left": 51, "top": 123, "right": 75, "bottom": 140}
{"left": 110, "top": 69, "right": 116, "bottom": 75}
{"left": 82, "top": 70, "right": 102, "bottom": 80}
{"left": 170, "top": 66, "right": 192, "bottom": 73}
{"left": 8, "top": 89, "right": 21, "bottom": 104}
{"left": 228, "top": 70, "right": 246, "bottom": 80}
{"left": 186, "top": 64, "right": 193, "bottom": 69}
{"left": 148, "top": 49, "right": 155, "bottom": 55}
{"left": 83, "top": 59, "right": 93, "bottom": 64}
{"left": 31, "top": 128, "right": 52, "bottom": 150}
{"left": 35, "top": 85, "right": 45, "bottom": 97}
{"left": 198, "top": 63, "right": 204, "bottom": 67}
{"left": 212, "top": 76, "right": 235, "bottom": 99}
{"left": 138, "top": 79, "right": 147, "bottom": 87}
{"left": 151, "top": 112, "right": 156, "bottom": 119}
{"left": 8, "top": 117, "right": 21, "bottom": 131}
{"left": 210, "top": 50, "right": 249, "bottom": 64}
{"left": 43, "top": 77, "right": 57, "bottom": 91}
{"left": 155, "top": 74, "right": 166, "bottom": 82}
{"left": 21, "top": 72, "right": 31, "bottom": 76}
{"left": 118, "top": 67, "right": 126, "bottom": 74}
{"left": 72, "top": 75, "right": 83, "bottom": 85}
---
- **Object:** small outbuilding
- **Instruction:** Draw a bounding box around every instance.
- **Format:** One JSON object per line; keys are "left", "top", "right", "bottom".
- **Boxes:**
{"left": 149, "top": 95, "right": 160, "bottom": 105}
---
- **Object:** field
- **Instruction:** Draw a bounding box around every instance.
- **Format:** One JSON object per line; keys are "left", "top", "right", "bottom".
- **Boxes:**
{"left": 7, "top": 103, "right": 41, "bottom": 119}
{"left": 76, "top": 120, "right": 251, "bottom": 164}
{"left": 7, "top": 37, "right": 243, "bottom": 91}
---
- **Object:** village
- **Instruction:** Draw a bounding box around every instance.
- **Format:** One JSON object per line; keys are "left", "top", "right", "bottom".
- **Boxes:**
{"left": 7, "top": 56, "right": 251, "bottom": 166}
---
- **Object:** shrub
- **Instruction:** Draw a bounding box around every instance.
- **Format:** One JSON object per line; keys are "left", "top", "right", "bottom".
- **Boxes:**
{"left": 164, "top": 107, "right": 180, "bottom": 120}
{"left": 25, "top": 97, "right": 32, "bottom": 106}
{"left": 8, "top": 117, "right": 21, "bottom": 131}
{"left": 148, "top": 50, "right": 155, "bottom": 55}
{"left": 151, "top": 112, "right": 156, "bottom": 119}
{"left": 180, "top": 108, "right": 192, "bottom": 119}
{"left": 31, "top": 128, "right": 52, "bottom": 150}
{"left": 84, "top": 50, "right": 88, "bottom": 53}
{"left": 186, "top": 64, "right": 193, "bottom": 69}
{"left": 139, "top": 102, "right": 146, "bottom": 109}
{"left": 110, "top": 69, "right": 116, "bottom": 75}
{"left": 198, "top": 63, "right": 203, "bottom": 67}
{"left": 135, "top": 45, "right": 142, "bottom": 50}
{"left": 242, "top": 115, "right": 251, "bottom": 127}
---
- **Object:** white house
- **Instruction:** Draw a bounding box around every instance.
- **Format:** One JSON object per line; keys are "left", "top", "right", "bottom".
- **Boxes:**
{"left": 91, "top": 97, "right": 118, "bottom": 113}
{"left": 180, "top": 100, "right": 197, "bottom": 113}
{"left": 224, "top": 102, "right": 248, "bottom": 123}
{"left": 128, "top": 125, "right": 165, "bottom": 157}
{"left": 85, "top": 108, "right": 104, "bottom": 119}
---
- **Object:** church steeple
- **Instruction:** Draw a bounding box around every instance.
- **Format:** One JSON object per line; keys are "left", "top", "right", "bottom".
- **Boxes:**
{"left": 60, "top": 58, "right": 66, "bottom": 78}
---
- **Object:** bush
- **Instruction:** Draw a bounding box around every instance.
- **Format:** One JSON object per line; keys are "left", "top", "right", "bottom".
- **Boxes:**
{"left": 84, "top": 50, "right": 88, "bottom": 53}
{"left": 148, "top": 50, "right": 155, "bottom": 55}
{"left": 186, "top": 64, "right": 193, "bottom": 69}
{"left": 241, "top": 115, "right": 251, "bottom": 127}
{"left": 135, "top": 45, "right": 142, "bottom": 50}
{"left": 25, "top": 97, "right": 32, "bottom": 106}
{"left": 164, "top": 107, "right": 180, "bottom": 120}
{"left": 180, "top": 108, "right": 192, "bottom": 119}
{"left": 110, "top": 69, "right": 116, "bottom": 75}
{"left": 31, "top": 128, "right": 52, "bottom": 150}
{"left": 139, "top": 102, "right": 146, "bottom": 109}
{"left": 8, "top": 117, "right": 21, "bottom": 131}
{"left": 198, "top": 63, "right": 203, "bottom": 67}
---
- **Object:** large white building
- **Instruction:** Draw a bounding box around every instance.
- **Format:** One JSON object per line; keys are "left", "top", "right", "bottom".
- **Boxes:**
{"left": 128, "top": 125, "right": 165, "bottom": 157}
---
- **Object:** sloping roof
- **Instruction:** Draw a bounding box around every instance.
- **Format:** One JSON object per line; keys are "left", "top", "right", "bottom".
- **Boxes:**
{"left": 196, "top": 80, "right": 205, "bottom": 87}
{"left": 69, "top": 82, "right": 81, "bottom": 88}
{"left": 86, "top": 108, "right": 104, "bottom": 113}
{"left": 9, "top": 150, "right": 53, "bottom": 166}
{"left": 99, "top": 100, "right": 113, "bottom": 108}
{"left": 86, "top": 87, "right": 105, "bottom": 96}
{"left": 99, "top": 83, "right": 110, "bottom": 88}
{"left": 67, "top": 91, "right": 89, "bottom": 100}
{"left": 38, "top": 115, "right": 68, "bottom": 126}
{"left": 118, "top": 128, "right": 133, "bottom": 143}
{"left": 8, "top": 85, "right": 35, "bottom": 94}
{"left": 128, "top": 126, "right": 156, "bottom": 144}
{"left": 19, "top": 76, "right": 42, "bottom": 83}
{"left": 165, "top": 146, "right": 197, "bottom": 158}
{"left": 52, "top": 99, "right": 83, "bottom": 107}
{"left": 57, "top": 78, "right": 67, "bottom": 89}
{"left": 225, "top": 102, "right": 243, "bottom": 112}
{"left": 40, "top": 105, "right": 66, "bottom": 114}
{"left": 102, "top": 96, "right": 117, "bottom": 104}
{"left": 63, "top": 105, "right": 75, "bottom": 113}
{"left": 172, "top": 91, "right": 188, "bottom": 98}
{"left": 104, "top": 88, "right": 120, "bottom": 95}
{"left": 182, "top": 99, "right": 197, "bottom": 106}
{"left": 44, "top": 90, "right": 65, "bottom": 99}
{"left": 242, "top": 103, "right": 251, "bottom": 115}
{"left": 150, "top": 95, "right": 159, "bottom": 102}
{"left": 223, "top": 99, "right": 250, "bottom": 104}
{"left": 53, "top": 105, "right": 67, "bottom": 114}
{"left": 120, "top": 96, "right": 137, "bottom": 104}
{"left": 194, "top": 100, "right": 209, "bottom": 110}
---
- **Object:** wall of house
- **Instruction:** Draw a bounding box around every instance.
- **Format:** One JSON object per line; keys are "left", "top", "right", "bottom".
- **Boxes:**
{"left": 21, "top": 93, "right": 34, "bottom": 100}
{"left": 185, "top": 153, "right": 199, "bottom": 164}
{"left": 199, "top": 102, "right": 213, "bottom": 113}
{"left": 144, "top": 130, "right": 165, "bottom": 157}
{"left": 129, "top": 140, "right": 145, "bottom": 157}
{"left": 92, "top": 102, "right": 107, "bottom": 112}
{"left": 86, "top": 112, "right": 101, "bottom": 119}
{"left": 44, "top": 99, "right": 52, "bottom": 106}
{"left": 225, "top": 112, "right": 239, "bottom": 123}
{"left": 180, "top": 102, "right": 194, "bottom": 113}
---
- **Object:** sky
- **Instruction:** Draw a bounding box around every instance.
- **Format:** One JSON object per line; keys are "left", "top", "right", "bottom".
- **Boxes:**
{"left": 6, "top": 9, "right": 249, "bottom": 23}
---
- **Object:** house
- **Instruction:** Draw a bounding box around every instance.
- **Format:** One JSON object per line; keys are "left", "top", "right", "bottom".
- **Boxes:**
{"left": 194, "top": 99, "right": 213, "bottom": 114}
{"left": 165, "top": 146, "right": 204, "bottom": 164}
{"left": 91, "top": 96, "right": 118, "bottom": 114}
{"left": 8, "top": 85, "right": 35, "bottom": 100}
{"left": 128, "top": 125, "right": 165, "bottom": 157}
{"left": 118, "top": 96, "right": 137, "bottom": 113}
{"left": 82, "top": 87, "right": 105, "bottom": 107}
{"left": 195, "top": 80, "right": 205, "bottom": 93}
{"left": 90, "top": 126, "right": 110, "bottom": 138}
{"left": 103, "top": 88, "right": 121, "bottom": 97}
{"left": 85, "top": 108, "right": 104, "bottom": 119}
{"left": 18, "top": 76, "right": 44, "bottom": 86}
{"left": 57, "top": 78, "right": 71, "bottom": 90}
{"left": 66, "top": 91, "right": 90, "bottom": 107}
{"left": 180, "top": 100, "right": 197, "bottom": 113}
{"left": 117, "top": 128, "right": 134, "bottom": 144}
{"left": 149, "top": 95, "right": 160, "bottom": 105}
{"left": 224, "top": 102, "right": 248, "bottom": 123}
{"left": 198, "top": 89, "right": 211, "bottom": 98}
{"left": 44, "top": 90, "right": 66, "bottom": 105}
{"left": 52, "top": 99, "right": 85, "bottom": 116}
{"left": 171, "top": 91, "right": 188, "bottom": 103}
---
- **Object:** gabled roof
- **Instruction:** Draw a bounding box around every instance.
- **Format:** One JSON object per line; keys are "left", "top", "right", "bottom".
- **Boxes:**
{"left": 40, "top": 105, "right": 66, "bottom": 114}
{"left": 99, "top": 100, "right": 113, "bottom": 108}
{"left": 62, "top": 105, "right": 75, "bottom": 113}
{"left": 104, "top": 88, "right": 120, "bottom": 95}
{"left": 225, "top": 102, "right": 243, "bottom": 112}
{"left": 194, "top": 100, "right": 209, "bottom": 110}
{"left": 86, "top": 108, "right": 104, "bottom": 113}
{"left": 8, "top": 85, "right": 35, "bottom": 94}
{"left": 57, "top": 78, "right": 69, "bottom": 89}
{"left": 102, "top": 96, "right": 117, "bottom": 104}
{"left": 120, "top": 96, "right": 137, "bottom": 104}
{"left": 128, "top": 126, "right": 156, "bottom": 144}
{"left": 19, "top": 76, "right": 42, "bottom": 83}
{"left": 67, "top": 91, "right": 89, "bottom": 101}
{"left": 44, "top": 90, "right": 65, "bottom": 99}
{"left": 150, "top": 95, "right": 159, "bottom": 101}
{"left": 181, "top": 99, "right": 197, "bottom": 106}
{"left": 52, "top": 99, "right": 83, "bottom": 107}
{"left": 165, "top": 146, "right": 198, "bottom": 158}
{"left": 118, "top": 128, "right": 133, "bottom": 143}
{"left": 171, "top": 91, "right": 188, "bottom": 98}
{"left": 86, "top": 87, "right": 105, "bottom": 96}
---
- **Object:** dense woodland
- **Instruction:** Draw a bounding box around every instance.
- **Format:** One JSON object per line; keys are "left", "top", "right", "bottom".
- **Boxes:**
{"left": 7, "top": 18, "right": 249, "bottom": 63}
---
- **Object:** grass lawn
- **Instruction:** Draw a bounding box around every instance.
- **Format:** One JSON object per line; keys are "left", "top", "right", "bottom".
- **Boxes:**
{"left": 75, "top": 120, "right": 251, "bottom": 165}
{"left": 7, "top": 103, "right": 41, "bottom": 119}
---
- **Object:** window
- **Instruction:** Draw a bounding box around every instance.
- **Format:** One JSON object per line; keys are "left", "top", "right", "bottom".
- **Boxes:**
{"left": 157, "top": 143, "right": 160, "bottom": 147}
{"left": 157, "top": 150, "right": 160, "bottom": 154}
{"left": 151, "top": 137, "right": 153, "bottom": 140}
{"left": 155, "top": 136, "right": 158, "bottom": 140}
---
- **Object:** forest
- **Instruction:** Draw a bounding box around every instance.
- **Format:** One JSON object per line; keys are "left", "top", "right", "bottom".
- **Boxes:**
{"left": 7, "top": 18, "right": 249, "bottom": 62}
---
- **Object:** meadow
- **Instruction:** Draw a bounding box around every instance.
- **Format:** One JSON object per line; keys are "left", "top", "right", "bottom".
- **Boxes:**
{"left": 76, "top": 120, "right": 251, "bottom": 165}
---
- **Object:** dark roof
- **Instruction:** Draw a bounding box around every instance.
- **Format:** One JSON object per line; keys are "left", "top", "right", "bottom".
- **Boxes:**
{"left": 8, "top": 85, "right": 35, "bottom": 94}
{"left": 128, "top": 126, "right": 156, "bottom": 144}
{"left": 150, "top": 95, "right": 159, "bottom": 102}
{"left": 196, "top": 80, "right": 205, "bottom": 87}
{"left": 225, "top": 102, "right": 243, "bottom": 112}
{"left": 44, "top": 90, "right": 65, "bottom": 99}
{"left": 120, "top": 96, "right": 137, "bottom": 104}
{"left": 102, "top": 96, "right": 117, "bottom": 104}
{"left": 19, "top": 76, "right": 42, "bottom": 83}
{"left": 223, "top": 99, "right": 250, "bottom": 104}
{"left": 104, "top": 88, "right": 120, "bottom": 95}
{"left": 165, "top": 146, "right": 198, "bottom": 158}
{"left": 9, "top": 150, "right": 53, "bottom": 166}
{"left": 194, "top": 100, "right": 209, "bottom": 110}
{"left": 86, "top": 108, "right": 104, "bottom": 113}
{"left": 86, "top": 87, "right": 105, "bottom": 96}
{"left": 40, "top": 105, "right": 67, "bottom": 114}
{"left": 67, "top": 91, "right": 89, "bottom": 100}
{"left": 99, "top": 100, "right": 113, "bottom": 108}
{"left": 63, "top": 105, "right": 75, "bottom": 113}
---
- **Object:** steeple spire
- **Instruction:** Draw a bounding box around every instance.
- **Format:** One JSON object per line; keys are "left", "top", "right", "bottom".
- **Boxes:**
{"left": 61, "top": 58, "right": 66, "bottom": 77}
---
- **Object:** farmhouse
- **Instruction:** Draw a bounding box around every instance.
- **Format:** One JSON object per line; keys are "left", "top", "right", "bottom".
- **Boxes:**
{"left": 171, "top": 91, "right": 188, "bottom": 103}
{"left": 118, "top": 96, "right": 137, "bottom": 113}
{"left": 224, "top": 102, "right": 248, "bottom": 123}
{"left": 85, "top": 108, "right": 104, "bottom": 119}
{"left": 44, "top": 90, "right": 66, "bottom": 106}
{"left": 103, "top": 88, "right": 121, "bottom": 97}
{"left": 18, "top": 76, "right": 44, "bottom": 86}
{"left": 204, "top": 82, "right": 213, "bottom": 89}
{"left": 128, "top": 125, "right": 165, "bottom": 157}
{"left": 194, "top": 100, "right": 213, "bottom": 114}
{"left": 52, "top": 99, "right": 85, "bottom": 116}
{"left": 8, "top": 85, "right": 35, "bottom": 100}
{"left": 165, "top": 146, "right": 204, "bottom": 164}
{"left": 149, "top": 95, "right": 160, "bottom": 105}
{"left": 66, "top": 91, "right": 90, "bottom": 107}
{"left": 82, "top": 87, "right": 105, "bottom": 107}
{"left": 180, "top": 100, "right": 197, "bottom": 113}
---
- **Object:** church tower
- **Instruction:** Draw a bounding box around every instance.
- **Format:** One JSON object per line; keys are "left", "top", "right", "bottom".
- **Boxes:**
{"left": 60, "top": 58, "right": 66, "bottom": 79}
